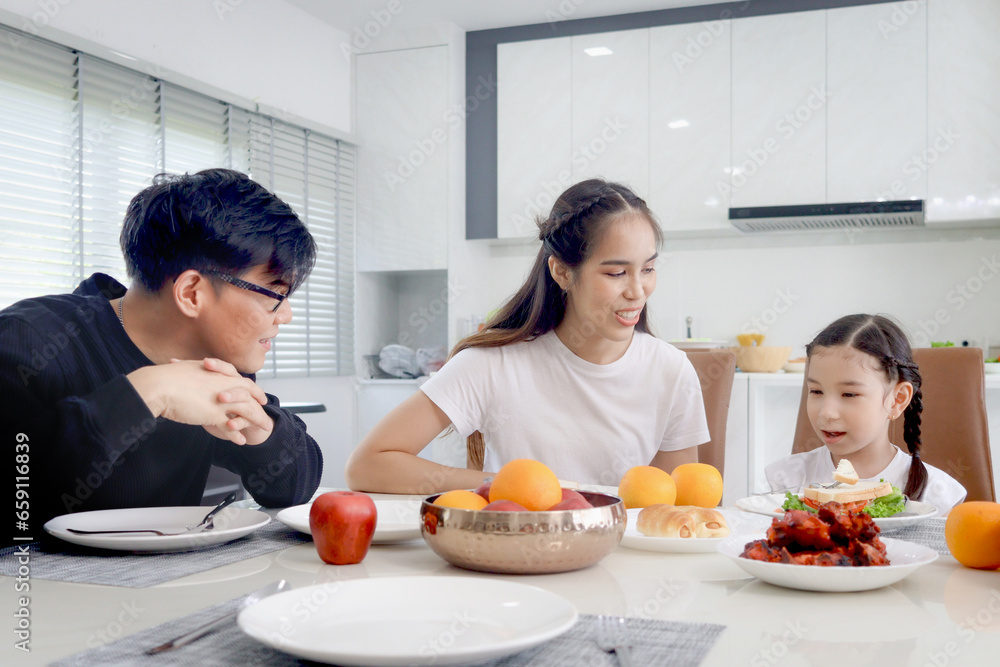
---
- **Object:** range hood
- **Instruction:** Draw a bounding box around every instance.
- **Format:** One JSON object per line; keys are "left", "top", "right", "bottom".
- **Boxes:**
{"left": 729, "top": 200, "right": 924, "bottom": 233}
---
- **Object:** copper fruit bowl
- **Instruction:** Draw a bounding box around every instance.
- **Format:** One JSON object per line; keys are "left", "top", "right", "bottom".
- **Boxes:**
{"left": 419, "top": 491, "right": 626, "bottom": 575}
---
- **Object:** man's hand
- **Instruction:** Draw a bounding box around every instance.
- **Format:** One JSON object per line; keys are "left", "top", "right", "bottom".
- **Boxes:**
{"left": 127, "top": 359, "right": 273, "bottom": 445}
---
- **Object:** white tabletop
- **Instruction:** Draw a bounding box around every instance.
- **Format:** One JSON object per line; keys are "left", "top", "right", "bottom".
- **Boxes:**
{"left": 5, "top": 493, "right": 1000, "bottom": 666}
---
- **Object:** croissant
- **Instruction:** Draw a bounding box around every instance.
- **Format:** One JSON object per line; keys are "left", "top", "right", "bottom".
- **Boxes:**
{"left": 636, "top": 505, "right": 729, "bottom": 539}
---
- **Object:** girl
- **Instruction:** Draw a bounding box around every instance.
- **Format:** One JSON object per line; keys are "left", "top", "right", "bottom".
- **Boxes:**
{"left": 765, "top": 314, "right": 966, "bottom": 510}
{"left": 345, "top": 179, "right": 709, "bottom": 492}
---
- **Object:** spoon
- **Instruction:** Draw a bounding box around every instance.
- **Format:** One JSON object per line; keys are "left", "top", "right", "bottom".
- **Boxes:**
{"left": 145, "top": 579, "right": 291, "bottom": 654}
{"left": 66, "top": 492, "right": 240, "bottom": 536}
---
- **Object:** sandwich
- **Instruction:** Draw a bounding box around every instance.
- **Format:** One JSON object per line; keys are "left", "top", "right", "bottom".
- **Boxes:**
{"left": 781, "top": 460, "right": 906, "bottom": 518}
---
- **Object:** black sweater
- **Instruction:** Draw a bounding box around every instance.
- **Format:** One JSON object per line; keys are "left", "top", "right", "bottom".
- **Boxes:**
{"left": 2, "top": 274, "right": 322, "bottom": 544}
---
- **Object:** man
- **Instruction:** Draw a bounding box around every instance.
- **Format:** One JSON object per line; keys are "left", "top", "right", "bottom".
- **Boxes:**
{"left": 2, "top": 169, "right": 323, "bottom": 544}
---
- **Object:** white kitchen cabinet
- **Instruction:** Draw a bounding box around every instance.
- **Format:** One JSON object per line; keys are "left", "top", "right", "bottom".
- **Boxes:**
{"left": 648, "top": 20, "right": 731, "bottom": 232}
{"left": 730, "top": 12, "right": 827, "bottom": 208}
{"left": 571, "top": 29, "right": 649, "bottom": 197}
{"left": 496, "top": 37, "right": 572, "bottom": 239}
{"left": 356, "top": 46, "right": 449, "bottom": 271}
{"left": 926, "top": 0, "right": 1000, "bottom": 224}
{"left": 355, "top": 378, "right": 465, "bottom": 468}
{"left": 827, "top": 1, "right": 927, "bottom": 204}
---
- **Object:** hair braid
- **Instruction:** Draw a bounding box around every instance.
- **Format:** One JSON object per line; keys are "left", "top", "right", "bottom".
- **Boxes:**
{"left": 901, "top": 382, "right": 928, "bottom": 499}
{"left": 538, "top": 192, "right": 608, "bottom": 245}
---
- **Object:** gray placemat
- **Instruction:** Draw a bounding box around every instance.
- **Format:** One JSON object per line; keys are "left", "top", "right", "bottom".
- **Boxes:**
{"left": 51, "top": 596, "right": 725, "bottom": 667}
{"left": 882, "top": 516, "right": 949, "bottom": 555}
{"left": 0, "top": 522, "right": 309, "bottom": 588}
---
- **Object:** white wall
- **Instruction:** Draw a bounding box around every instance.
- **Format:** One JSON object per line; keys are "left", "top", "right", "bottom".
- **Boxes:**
{"left": 0, "top": 0, "right": 351, "bottom": 133}
{"left": 461, "top": 233, "right": 1000, "bottom": 358}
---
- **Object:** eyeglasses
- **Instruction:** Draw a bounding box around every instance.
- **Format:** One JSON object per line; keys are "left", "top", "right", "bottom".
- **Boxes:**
{"left": 206, "top": 270, "right": 287, "bottom": 312}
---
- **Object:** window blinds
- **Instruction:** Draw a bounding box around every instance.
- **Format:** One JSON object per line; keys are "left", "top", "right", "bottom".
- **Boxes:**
{"left": 0, "top": 25, "right": 355, "bottom": 377}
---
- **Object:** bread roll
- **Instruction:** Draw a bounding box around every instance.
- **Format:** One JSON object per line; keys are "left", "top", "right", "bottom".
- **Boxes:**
{"left": 636, "top": 505, "right": 729, "bottom": 538}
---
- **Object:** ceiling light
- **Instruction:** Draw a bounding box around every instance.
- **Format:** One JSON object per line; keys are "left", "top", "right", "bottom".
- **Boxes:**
{"left": 584, "top": 47, "right": 613, "bottom": 57}
{"left": 668, "top": 119, "right": 690, "bottom": 129}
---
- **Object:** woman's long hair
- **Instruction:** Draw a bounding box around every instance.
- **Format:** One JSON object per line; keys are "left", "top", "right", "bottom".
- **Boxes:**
{"left": 457, "top": 179, "right": 663, "bottom": 468}
{"left": 806, "top": 314, "right": 927, "bottom": 500}
{"left": 453, "top": 179, "right": 662, "bottom": 357}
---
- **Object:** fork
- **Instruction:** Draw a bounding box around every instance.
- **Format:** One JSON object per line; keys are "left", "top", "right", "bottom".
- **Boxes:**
{"left": 595, "top": 615, "right": 633, "bottom": 667}
{"left": 66, "top": 492, "right": 239, "bottom": 536}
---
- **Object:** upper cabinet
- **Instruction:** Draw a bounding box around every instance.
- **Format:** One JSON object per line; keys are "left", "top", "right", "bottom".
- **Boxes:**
{"left": 356, "top": 46, "right": 449, "bottom": 271}
{"left": 926, "top": 0, "right": 1000, "bottom": 223}
{"left": 491, "top": 1, "right": 998, "bottom": 238}
{"left": 649, "top": 20, "right": 731, "bottom": 232}
{"left": 827, "top": 1, "right": 927, "bottom": 203}
{"left": 496, "top": 38, "right": 572, "bottom": 239}
{"left": 570, "top": 30, "right": 650, "bottom": 195}
{"left": 730, "top": 11, "right": 826, "bottom": 208}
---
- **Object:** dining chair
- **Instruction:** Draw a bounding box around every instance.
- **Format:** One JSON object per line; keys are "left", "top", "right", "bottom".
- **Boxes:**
{"left": 684, "top": 349, "right": 736, "bottom": 477}
{"left": 790, "top": 347, "right": 995, "bottom": 502}
{"left": 465, "top": 349, "right": 737, "bottom": 476}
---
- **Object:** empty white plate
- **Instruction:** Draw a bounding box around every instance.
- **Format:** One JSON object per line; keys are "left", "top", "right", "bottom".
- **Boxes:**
{"left": 237, "top": 576, "right": 578, "bottom": 666}
{"left": 44, "top": 506, "right": 269, "bottom": 552}
{"left": 276, "top": 498, "right": 422, "bottom": 544}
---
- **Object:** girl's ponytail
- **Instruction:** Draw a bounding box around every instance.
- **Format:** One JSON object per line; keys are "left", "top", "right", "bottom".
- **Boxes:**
{"left": 901, "top": 380, "right": 928, "bottom": 500}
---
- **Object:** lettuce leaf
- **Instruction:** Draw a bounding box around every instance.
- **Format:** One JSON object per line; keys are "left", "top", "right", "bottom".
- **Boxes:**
{"left": 781, "top": 491, "right": 816, "bottom": 513}
{"left": 862, "top": 485, "right": 905, "bottom": 518}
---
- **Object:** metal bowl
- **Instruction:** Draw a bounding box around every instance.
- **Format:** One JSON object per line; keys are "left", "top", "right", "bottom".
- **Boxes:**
{"left": 420, "top": 491, "right": 626, "bottom": 574}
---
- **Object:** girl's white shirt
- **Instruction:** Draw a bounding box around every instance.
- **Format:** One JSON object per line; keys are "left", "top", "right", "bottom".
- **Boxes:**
{"left": 420, "top": 331, "right": 709, "bottom": 486}
{"left": 766, "top": 445, "right": 967, "bottom": 511}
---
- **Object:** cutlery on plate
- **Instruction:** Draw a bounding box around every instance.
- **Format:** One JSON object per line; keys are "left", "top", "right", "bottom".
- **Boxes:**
{"left": 596, "top": 614, "right": 633, "bottom": 667}
{"left": 66, "top": 492, "right": 240, "bottom": 536}
{"left": 145, "top": 579, "right": 291, "bottom": 655}
{"left": 67, "top": 528, "right": 190, "bottom": 536}
{"left": 187, "top": 491, "right": 239, "bottom": 531}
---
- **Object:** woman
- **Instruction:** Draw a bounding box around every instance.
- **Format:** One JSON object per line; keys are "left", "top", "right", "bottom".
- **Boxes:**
{"left": 345, "top": 179, "right": 708, "bottom": 492}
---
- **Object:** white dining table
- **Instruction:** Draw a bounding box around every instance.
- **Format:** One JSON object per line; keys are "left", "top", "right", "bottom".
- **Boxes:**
{"left": 4, "top": 493, "right": 1000, "bottom": 667}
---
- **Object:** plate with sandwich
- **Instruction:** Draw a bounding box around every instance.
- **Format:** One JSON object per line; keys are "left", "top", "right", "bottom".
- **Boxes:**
{"left": 735, "top": 460, "right": 938, "bottom": 531}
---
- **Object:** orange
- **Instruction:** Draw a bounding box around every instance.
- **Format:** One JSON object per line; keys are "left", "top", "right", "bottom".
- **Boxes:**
{"left": 671, "top": 463, "right": 724, "bottom": 508}
{"left": 945, "top": 501, "right": 1000, "bottom": 570}
{"left": 489, "top": 459, "right": 562, "bottom": 511}
{"left": 618, "top": 466, "right": 676, "bottom": 509}
{"left": 433, "top": 489, "right": 489, "bottom": 510}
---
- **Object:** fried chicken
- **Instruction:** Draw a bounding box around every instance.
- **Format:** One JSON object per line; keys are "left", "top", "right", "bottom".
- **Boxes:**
{"left": 740, "top": 501, "right": 889, "bottom": 567}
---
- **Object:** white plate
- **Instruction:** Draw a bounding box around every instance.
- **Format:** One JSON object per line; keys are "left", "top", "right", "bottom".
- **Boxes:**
{"left": 276, "top": 498, "right": 422, "bottom": 544}
{"left": 782, "top": 361, "right": 806, "bottom": 373}
{"left": 43, "top": 506, "right": 269, "bottom": 552}
{"left": 619, "top": 507, "right": 771, "bottom": 553}
{"left": 733, "top": 493, "right": 939, "bottom": 531}
{"left": 668, "top": 339, "right": 729, "bottom": 350}
{"left": 237, "top": 576, "right": 578, "bottom": 666}
{"left": 719, "top": 536, "right": 938, "bottom": 592}
{"left": 984, "top": 363, "right": 1000, "bottom": 374}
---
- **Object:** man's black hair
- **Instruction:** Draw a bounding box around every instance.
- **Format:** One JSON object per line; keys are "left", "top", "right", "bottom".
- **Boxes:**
{"left": 120, "top": 168, "right": 316, "bottom": 292}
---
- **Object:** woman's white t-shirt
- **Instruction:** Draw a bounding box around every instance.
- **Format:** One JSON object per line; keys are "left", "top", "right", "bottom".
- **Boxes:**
{"left": 420, "top": 331, "right": 710, "bottom": 486}
{"left": 765, "top": 446, "right": 967, "bottom": 511}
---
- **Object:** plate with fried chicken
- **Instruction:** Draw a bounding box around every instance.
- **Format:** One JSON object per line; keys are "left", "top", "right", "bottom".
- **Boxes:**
{"left": 719, "top": 501, "right": 937, "bottom": 592}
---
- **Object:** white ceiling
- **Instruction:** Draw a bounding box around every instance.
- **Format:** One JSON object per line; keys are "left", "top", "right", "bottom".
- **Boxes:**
{"left": 285, "top": 0, "right": 723, "bottom": 34}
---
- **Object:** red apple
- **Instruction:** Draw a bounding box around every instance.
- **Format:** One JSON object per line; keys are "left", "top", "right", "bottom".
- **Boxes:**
{"left": 547, "top": 497, "right": 593, "bottom": 511}
{"left": 560, "top": 488, "right": 588, "bottom": 503}
{"left": 483, "top": 499, "right": 528, "bottom": 511}
{"left": 474, "top": 481, "right": 492, "bottom": 501}
{"left": 309, "top": 491, "right": 377, "bottom": 565}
